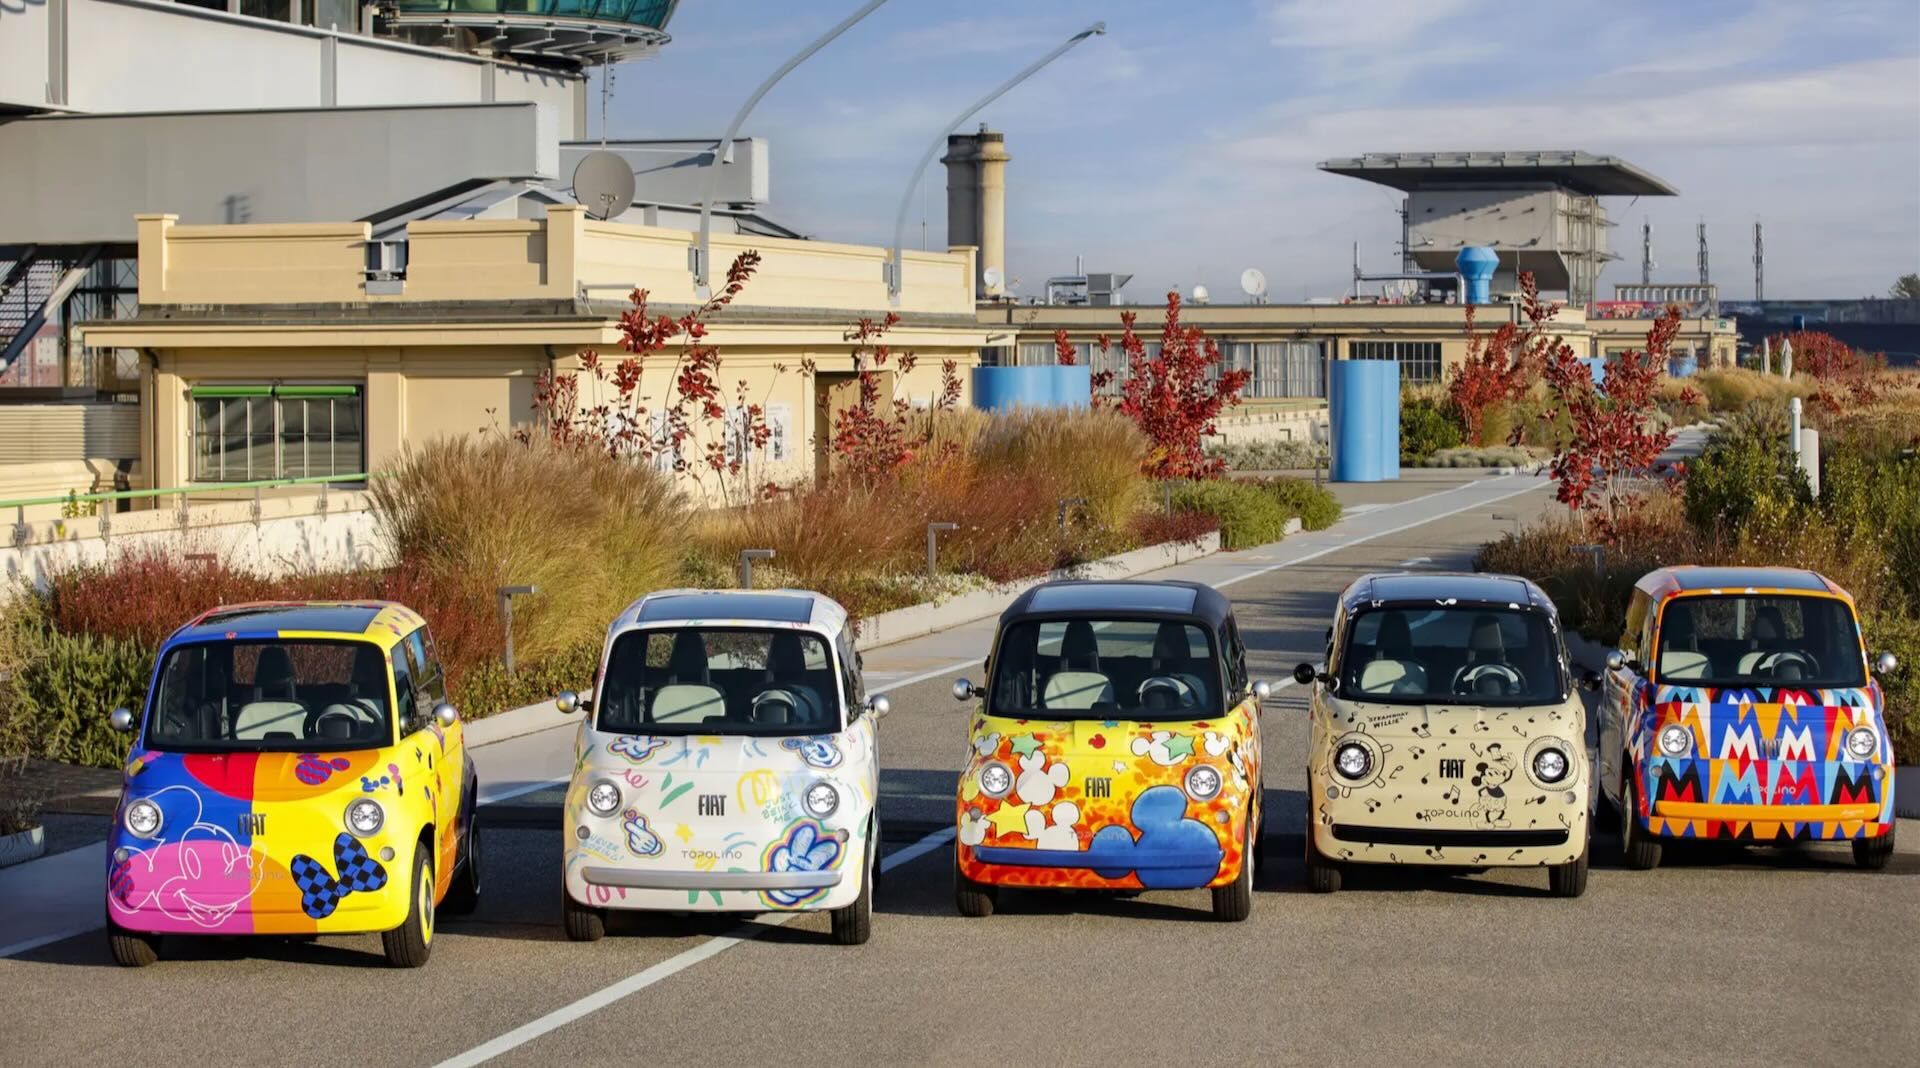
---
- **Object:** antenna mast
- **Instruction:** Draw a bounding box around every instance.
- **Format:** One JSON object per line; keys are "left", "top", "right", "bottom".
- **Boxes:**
{"left": 1752, "top": 220, "right": 1764, "bottom": 302}
{"left": 1696, "top": 220, "right": 1709, "bottom": 285}
{"left": 1641, "top": 219, "right": 1652, "bottom": 285}
{"left": 1398, "top": 199, "right": 1412, "bottom": 272}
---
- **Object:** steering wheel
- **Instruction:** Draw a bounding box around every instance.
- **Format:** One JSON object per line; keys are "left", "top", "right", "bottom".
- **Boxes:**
{"left": 1452, "top": 663, "right": 1525, "bottom": 697}
{"left": 1137, "top": 676, "right": 1196, "bottom": 709}
{"left": 306, "top": 704, "right": 352, "bottom": 740}
{"left": 1756, "top": 650, "right": 1818, "bottom": 678}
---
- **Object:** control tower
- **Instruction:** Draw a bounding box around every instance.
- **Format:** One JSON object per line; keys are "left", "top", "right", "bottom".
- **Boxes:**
{"left": 1319, "top": 150, "right": 1677, "bottom": 306}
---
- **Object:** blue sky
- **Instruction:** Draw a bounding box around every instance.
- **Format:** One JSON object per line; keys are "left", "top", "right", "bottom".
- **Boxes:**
{"left": 609, "top": 0, "right": 1920, "bottom": 302}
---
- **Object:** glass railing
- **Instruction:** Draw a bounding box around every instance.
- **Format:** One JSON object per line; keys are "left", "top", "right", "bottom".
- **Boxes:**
{"left": 387, "top": 0, "right": 678, "bottom": 29}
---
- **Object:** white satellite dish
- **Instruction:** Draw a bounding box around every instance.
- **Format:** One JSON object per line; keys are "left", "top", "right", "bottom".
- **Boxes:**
{"left": 1239, "top": 267, "right": 1268, "bottom": 302}
{"left": 982, "top": 266, "right": 1003, "bottom": 290}
{"left": 572, "top": 150, "right": 635, "bottom": 221}
{"left": 1191, "top": 284, "right": 1210, "bottom": 304}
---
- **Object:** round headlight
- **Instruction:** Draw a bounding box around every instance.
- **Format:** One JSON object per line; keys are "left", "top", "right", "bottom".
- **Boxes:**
{"left": 1334, "top": 744, "right": 1372, "bottom": 781}
{"left": 1846, "top": 726, "right": 1878, "bottom": 759}
{"left": 804, "top": 780, "right": 840, "bottom": 818}
{"left": 124, "top": 798, "right": 162, "bottom": 839}
{"left": 1533, "top": 747, "right": 1570, "bottom": 784}
{"left": 1658, "top": 725, "right": 1693, "bottom": 757}
{"left": 345, "top": 798, "right": 384, "bottom": 838}
{"left": 978, "top": 762, "right": 1013, "bottom": 798}
{"left": 1185, "top": 764, "right": 1224, "bottom": 801}
{"left": 586, "top": 779, "right": 622, "bottom": 817}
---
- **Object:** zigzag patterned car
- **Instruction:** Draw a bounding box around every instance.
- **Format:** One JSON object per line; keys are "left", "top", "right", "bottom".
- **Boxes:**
{"left": 556, "top": 590, "right": 887, "bottom": 945}
{"left": 1599, "top": 567, "right": 1900, "bottom": 870}
{"left": 952, "top": 581, "right": 1270, "bottom": 922}
{"left": 104, "top": 602, "right": 479, "bottom": 968}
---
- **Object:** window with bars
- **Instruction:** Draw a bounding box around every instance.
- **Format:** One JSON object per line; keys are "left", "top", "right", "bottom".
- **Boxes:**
{"left": 1223, "top": 341, "right": 1326, "bottom": 398}
{"left": 191, "top": 385, "right": 364, "bottom": 482}
{"left": 1348, "top": 341, "right": 1443, "bottom": 384}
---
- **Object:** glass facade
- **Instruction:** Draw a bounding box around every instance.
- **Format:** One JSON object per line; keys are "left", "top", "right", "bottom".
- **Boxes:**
{"left": 191, "top": 385, "right": 364, "bottom": 482}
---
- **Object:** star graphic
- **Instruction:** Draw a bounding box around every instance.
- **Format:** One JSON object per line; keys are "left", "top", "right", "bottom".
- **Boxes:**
{"left": 1009, "top": 734, "right": 1043, "bottom": 757}
{"left": 986, "top": 802, "right": 1031, "bottom": 838}
{"left": 1163, "top": 734, "right": 1196, "bottom": 760}
{"left": 674, "top": 823, "right": 693, "bottom": 844}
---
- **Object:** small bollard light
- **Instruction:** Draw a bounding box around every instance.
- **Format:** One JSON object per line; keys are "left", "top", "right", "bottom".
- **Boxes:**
{"left": 497, "top": 585, "right": 538, "bottom": 675}
{"left": 739, "top": 548, "right": 775, "bottom": 589}
{"left": 926, "top": 522, "right": 957, "bottom": 576}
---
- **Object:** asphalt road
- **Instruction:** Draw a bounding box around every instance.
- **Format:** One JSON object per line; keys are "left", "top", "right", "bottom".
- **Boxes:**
{"left": 4, "top": 474, "right": 1915, "bottom": 1066}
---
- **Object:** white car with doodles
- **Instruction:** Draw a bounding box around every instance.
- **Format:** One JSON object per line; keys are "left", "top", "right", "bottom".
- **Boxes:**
{"left": 556, "top": 590, "right": 887, "bottom": 945}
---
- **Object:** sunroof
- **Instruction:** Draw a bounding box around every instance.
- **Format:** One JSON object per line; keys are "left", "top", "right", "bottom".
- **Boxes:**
{"left": 1027, "top": 583, "right": 1197, "bottom": 614}
{"left": 637, "top": 593, "right": 815, "bottom": 624}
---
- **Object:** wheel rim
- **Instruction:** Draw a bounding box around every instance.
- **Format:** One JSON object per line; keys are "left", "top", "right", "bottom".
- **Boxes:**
{"left": 420, "top": 863, "right": 434, "bottom": 944}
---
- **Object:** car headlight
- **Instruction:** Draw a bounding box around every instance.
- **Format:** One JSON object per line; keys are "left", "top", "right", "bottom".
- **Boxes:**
{"left": 804, "top": 780, "right": 840, "bottom": 818}
{"left": 1334, "top": 743, "right": 1372, "bottom": 781}
{"left": 344, "top": 797, "right": 384, "bottom": 838}
{"left": 1533, "top": 747, "right": 1570, "bottom": 784}
{"left": 977, "top": 761, "right": 1013, "bottom": 798}
{"left": 586, "top": 779, "right": 622, "bottom": 817}
{"left": 1846, "top": 726, "right": 1878, "bottom": 759}
{"left": 124, "top": 798, "right": 162, "bottom": 840}
{"left": 1185, "top": 764, "right": 1224, "bottom": 801}
{"left": 1657, "top": 725, "right": 1693, "bottom": 757}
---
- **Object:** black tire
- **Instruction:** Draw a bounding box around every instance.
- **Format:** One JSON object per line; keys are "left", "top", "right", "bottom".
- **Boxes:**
{"left": 442, "top": 803, "right": 482, "bottom": 917}
{"left": 830, "top": 835, "right": 874, "bottom": 945}
{"left": 954, "top": 853, "right": 997, "bottom": 918}
{"left": 1854, "top": 827, "right": 1895, "bottom": 871}
{"left": 381, "top": 846, "right": 435, "bottom": 968}
{"left": 1252, "top": 798, "right": 1269, "bottom": 870}
{"left": 1621, "top": 774, "right": 1662, "bottom": 871}
{"left": 562, "top": 887, "right": 607, "bottom": 942}
{"left": 1211, "top": 821, "right": 1254, "bottom": 922}
{"left": 1303, "top": 829, "right": 1342, "bottom": 893}
{"left": 1549, "top": 846, "right": 1589, "bottom": 898}
{"left": 106, "top": 918, "right": 160, "bottom": 968}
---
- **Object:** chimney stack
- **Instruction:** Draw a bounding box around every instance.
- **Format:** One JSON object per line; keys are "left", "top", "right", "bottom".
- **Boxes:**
{"left": 942, "top": 125, "right": 1008, "bottom": 298}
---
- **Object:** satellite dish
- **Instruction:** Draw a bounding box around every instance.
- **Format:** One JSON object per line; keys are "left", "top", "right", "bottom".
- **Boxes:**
{"left": 982, "top": 266, "right": 1003, "bottom": 290}
{"left": 572, "top": 150, "right": 635, "bottom": 221}
{"left": 1191, "top": 284, "right": 1210, "bottom": 304}
{"left": 1239, "top": 268, "right": 1268, "bottom": 301}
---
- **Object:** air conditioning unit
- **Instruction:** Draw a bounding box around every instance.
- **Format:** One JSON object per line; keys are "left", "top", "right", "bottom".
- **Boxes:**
{"left": 364, "top": 240, "right": 409, "bottom": 294}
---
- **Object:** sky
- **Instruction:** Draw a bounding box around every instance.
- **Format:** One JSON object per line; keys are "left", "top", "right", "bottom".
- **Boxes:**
{"left": 605, "top": 0, "right": 1920, "bottom": 303}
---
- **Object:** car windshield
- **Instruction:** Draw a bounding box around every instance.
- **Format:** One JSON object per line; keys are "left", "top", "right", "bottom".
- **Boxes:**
{"left": 990, "top": 618, "right": 1220, "bottom": 719}
{"left": 1655, "top": 594, "right": 1865, "bottom": 689}
{"left": 145, "top": 639, "right": 392, "bottom": 752}
{"left": 597, "top": 627, "right": 843, "bottom": 736}
{"left": 1339, "top": 606, "right": 1563, "bottom": 706}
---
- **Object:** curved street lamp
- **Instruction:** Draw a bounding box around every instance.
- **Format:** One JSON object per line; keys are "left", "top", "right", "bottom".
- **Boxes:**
{"left": 888, "top": 22, "right": 1108, "bottom": 304}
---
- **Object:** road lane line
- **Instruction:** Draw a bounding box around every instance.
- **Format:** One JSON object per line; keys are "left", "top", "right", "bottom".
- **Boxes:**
{"left": 431, "top": 826, "right": 957, "bottom": 1068}
{"left": 481, "top": 778, "right": 567, "bottom": 805}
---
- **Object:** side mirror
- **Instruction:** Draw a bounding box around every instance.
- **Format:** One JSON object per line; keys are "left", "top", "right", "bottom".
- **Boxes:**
{"left": 1580, "top": 671, "right": 1603, "bottom": 692}
{"left": 1605, "top": 650, "right": 1625, "bottom": 672}
{"left": 952, "top": 678, "right": 980, "bottom": 702}
{"left": 866, "top": 695, "right": 891, "bottom": 718}
{"left": 1875, "top": 651, "right": 1899, "bottom": 675}
{"left": 556, "top": 691, "right": 580, "bottom": 714}
{"left": 434, "top": 703, "right": 459, "bottom": 728}
{"left": 109, "top": 707, "right": 136, "bottom": 734}
{"left": 1252, "top": 680, "right": 1273, "bottom": 701}
{"left": 1292, "top": 662, "right": 1318, "bottom": 686}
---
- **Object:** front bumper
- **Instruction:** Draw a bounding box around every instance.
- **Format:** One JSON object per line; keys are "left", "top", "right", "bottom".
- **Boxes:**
{"left": 1637, "top": 757, "right": 1894, "bottom": 839}
{"left": 1309, "top": 771, "right": 1590, "bottom": 867}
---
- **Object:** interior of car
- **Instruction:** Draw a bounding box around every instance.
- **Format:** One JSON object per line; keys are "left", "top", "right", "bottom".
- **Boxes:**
{"left": 991, "top": 619, "right": 1219, "bottom": 716}
{"left": 149, "top": 640, "right": 394, "bottom": 748}
{"left": 1654, "top": 596, "right": 1864, "bottom": 685}
{"left": 598, "top": 628, "right": 841, "bottom": 733}
{"left": 1341, "top": 607, "right": 1559, "bottom": 702}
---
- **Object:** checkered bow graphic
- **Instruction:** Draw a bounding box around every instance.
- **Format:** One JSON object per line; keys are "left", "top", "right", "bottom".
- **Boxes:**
{"left": 289, "top": 833, "right": 390, "bottom": 919}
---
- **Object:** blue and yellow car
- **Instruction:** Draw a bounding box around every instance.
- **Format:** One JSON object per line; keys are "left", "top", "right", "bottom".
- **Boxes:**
{"left": 104, "top": 601, "right": 479, "bottom": 967}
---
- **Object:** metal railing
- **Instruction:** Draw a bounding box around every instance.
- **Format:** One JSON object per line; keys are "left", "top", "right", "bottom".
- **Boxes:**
{"left": 5, "top": 472, "right": 370, "bottom": 547}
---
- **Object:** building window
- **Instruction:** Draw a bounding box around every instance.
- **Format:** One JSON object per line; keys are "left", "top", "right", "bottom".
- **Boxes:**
{"left": 1224, "top": 341, "right": 1326, "bottom": 398}
{"left": 191, "top": 385, "right": 364, "bottom": 482}
{"left": 1349, "top": 341, "right": 1442, "bottom": 384}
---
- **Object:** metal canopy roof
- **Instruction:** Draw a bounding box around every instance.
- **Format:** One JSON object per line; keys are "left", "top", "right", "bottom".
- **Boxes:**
{"left": 1318, "top": 151, "right": 1677, "bottom": 197}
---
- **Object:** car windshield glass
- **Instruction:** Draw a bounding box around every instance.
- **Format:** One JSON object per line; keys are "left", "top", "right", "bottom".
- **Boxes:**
{"left": 1655, "top": 595, "right": 1865, "bottom": 689}
{"left": 990, "top": 618, "right": 1220, "bottom": 719}
{"left": 145, "top": 639, "right": 392, "bottom": 752}
{"left": 1339, "top": 606, "right": 1562, "bottom": 705}
{"left": 597, "top": 627, "right": 842, "bottom": 736}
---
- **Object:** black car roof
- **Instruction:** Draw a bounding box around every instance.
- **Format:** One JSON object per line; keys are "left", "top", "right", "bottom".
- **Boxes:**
{"left": 1000, "top": 580, "right": 1232, "bottom": 629}
{"left": 1341, "top": 572, "right": 1556, "bottom": 615}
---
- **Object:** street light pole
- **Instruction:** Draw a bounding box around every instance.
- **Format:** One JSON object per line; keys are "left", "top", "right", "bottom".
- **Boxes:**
{"left": 888, "top": 21, "right": 1107, "bottom": 304}
{"left": 693, "top": 0, "right": 893, "bottom": 294}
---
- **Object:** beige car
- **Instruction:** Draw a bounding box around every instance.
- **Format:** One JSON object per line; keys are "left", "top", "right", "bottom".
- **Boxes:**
{"left": 1297, "top": 573, "right": 1596, "bottom": 897}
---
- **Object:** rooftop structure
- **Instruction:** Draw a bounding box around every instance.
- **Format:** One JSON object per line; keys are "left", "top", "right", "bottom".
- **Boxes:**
{"left": 385, "top": 0, "right": 679, "bottom": 64}
{"left": 1318, "top": 151, "right": 1676, "bottom": 197}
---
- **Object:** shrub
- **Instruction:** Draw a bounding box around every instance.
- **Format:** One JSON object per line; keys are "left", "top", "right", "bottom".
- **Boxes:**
{"left": 1400, "top": 395, "right": 1464, "bottom": 463}
{"left": 1, "top": 598, "right": 145, "bottom": 769}
{"left": 1421, "top": 445, "right": 1538, "bottom": 469}
{"left": 1171, "top": 480, "right": 1288, "bottom": 549}
{"left": 451, "top": 640, "right": 600, "bottom": 722}
{"left": 1682, "top": 406, "right": 1810, "bottom": 532}
{"left": 1862, "top": 610, "right": 1920, "bottom": 765}
{"left": 1261, "top": 477, "right": 1342, "bottom": 531}
{"left": 1691, "top": 368, "right": 1809, "bottom": 412}
{"left": 1131, "top": 508, "right": 1221, "bottom": 547}
{"left": 1204, "top": 438, "right": 1327, "bottom": 471}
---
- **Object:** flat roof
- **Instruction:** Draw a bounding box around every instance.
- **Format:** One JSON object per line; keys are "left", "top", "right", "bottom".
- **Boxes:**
{"left": 1318, "top": 151, "right": 1677, "bottom": 197}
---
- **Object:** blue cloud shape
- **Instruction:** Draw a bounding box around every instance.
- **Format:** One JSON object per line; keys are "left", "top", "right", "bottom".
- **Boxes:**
{"left": 1085, "top": 786, "right": 1224, "bottom": 889}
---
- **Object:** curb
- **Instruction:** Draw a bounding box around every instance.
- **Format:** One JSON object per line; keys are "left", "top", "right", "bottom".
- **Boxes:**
{"left": 465, "top": 698, "right": 575, "bottom": 748}
{"left": 851, "top": 532, "right": 1221, "bottom": 652}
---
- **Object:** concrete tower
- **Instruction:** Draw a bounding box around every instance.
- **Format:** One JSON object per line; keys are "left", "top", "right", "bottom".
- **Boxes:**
{"left": 942, "top": 126, "right": 1009, "bottom": 297}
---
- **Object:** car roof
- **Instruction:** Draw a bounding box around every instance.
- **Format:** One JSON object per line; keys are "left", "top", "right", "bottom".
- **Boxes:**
{"left": 1000, "top": 580, "right": 1232, "bottom": 629}
{"left": 1340, "top": 572, "right": 1556, "bottom": 615}
{"left": 166, "top": 601, "right": 425, "bottom": 648}
{"left": 1636, "top": 565, "right": 1841, "bottom": 597}
{"left": 616, "top": 589, "right": 850, "bottom": 638}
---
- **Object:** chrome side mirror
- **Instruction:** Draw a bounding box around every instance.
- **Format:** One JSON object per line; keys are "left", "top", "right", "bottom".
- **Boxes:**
{"left": 555, "top": 690, "right": 580, "bottom": 714}
{"left": 1292, "top": 663, "right": 1318, "bottom": 686}
{"left": 109, "top": 707, "right": 136, "bottom": 734}
{"left": 1252, "top": 680, "right": 1273, "bottom": 701}
{"left": 1875, "top": 651, "right": 1899, "bottom": 675}
{"left": 1605, "top": 650, "right": 1626, "bottom": 672}
{"left": 434, "top": 703, "right": 459, "bottom": 728}
{"left": 952, "top": 678, "right": 979, "bottom": 702}
{"left": 866, "top": 695, "right": 892, "bottom": 718}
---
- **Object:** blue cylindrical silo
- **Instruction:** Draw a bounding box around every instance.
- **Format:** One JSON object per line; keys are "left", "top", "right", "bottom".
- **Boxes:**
{"left": 1456, "top": 246, "right": 1499, "bottom": 305}
{"left": 972, "top": 365, "right": 1092, "bottom": 411}
{"left": 1330, "top": 359, "right": 1400, "bottom": 482}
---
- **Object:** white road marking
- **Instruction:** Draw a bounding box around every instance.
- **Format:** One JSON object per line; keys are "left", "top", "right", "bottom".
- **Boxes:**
{"left": 1398, "top": 556, "right": 1434, "bottom": 568}
{"left": 431, "top": 827, "right": 958, "bottom": 1068}
{"left": 480, "top": 778, "right": 566, "bottom": 805}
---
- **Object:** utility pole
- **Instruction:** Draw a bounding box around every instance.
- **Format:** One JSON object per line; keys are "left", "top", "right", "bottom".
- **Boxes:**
{"left": 1641, "top": 218, "right": 1652, "bottom": 285}
{"left": 1696, "top": 220, "right": 1709, "bottom": 285}
{"left": 1753, "top": 220, "right": 1764, "bottom": 302}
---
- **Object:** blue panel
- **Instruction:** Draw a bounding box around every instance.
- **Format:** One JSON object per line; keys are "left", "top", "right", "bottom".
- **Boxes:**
{"left": 972, "top": 366, "right": 1090, "bottom": 411}
{"left": 1668, "top": 355, "right": 1698, "bottom": 378}
{"left": 1330, "top": 359, "right": 1400, "bottom": 482}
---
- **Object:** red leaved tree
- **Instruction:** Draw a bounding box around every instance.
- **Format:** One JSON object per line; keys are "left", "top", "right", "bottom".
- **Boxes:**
{"left": 822, "top": 312, "right": 965, "bottom": 480}
{"left": 1447, "top": 274, "right": 1566, "bottom": 446}
{"left": 1767, "top": 329, "right": 1886, "bottom": 411}
{"left": 1539, "top": 305, "right": 1681, "bottom": 538}
{"left": 1099, "top": 291, "right": 1249, "bottom": 479}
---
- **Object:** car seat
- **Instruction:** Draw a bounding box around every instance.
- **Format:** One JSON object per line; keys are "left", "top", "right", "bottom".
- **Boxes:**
{"left": 1736, "top": 606, "right": 1788, "bottom": 674}
{"left": 233, "top": 646, "right": 306, "bottom": 739}
{"left": 1358, "top": 613, "right": 1428, "bottom": 695}
{"left": 1140, "top": 622, "right": 1209, "bottom": 710}
{"left": 1658, "top": 607, "right": 1709, "bottom": 680}
{"left": 651, "top": 631, "right": 725, "bottom": 723}
{"left": 749, "top": 631, "right": 823, "bottom": 726}
{"left": 1043, "top": 620, "right": 1114, "bottom": 710}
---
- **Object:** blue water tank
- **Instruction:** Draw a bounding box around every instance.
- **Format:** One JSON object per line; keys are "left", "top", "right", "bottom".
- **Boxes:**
{"left": 1668, "top": 354, "right": 1698, "bottom": 378}
{"left": 972, "top": 365, "right": 1090, "bottom": 410}
{"left": 1330, "top": 359, "right": 1399, "bottom": 482}
{"left": 1456, "top": 246, "right": 1499, "bottom": 305}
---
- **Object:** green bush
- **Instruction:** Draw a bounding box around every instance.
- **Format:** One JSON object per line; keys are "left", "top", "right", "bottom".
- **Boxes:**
{"left": 451, "top": 640, "right": 600, "bottom": 721}
{"left": 1, "top": 598, "right": 144, "bottom": 769}
{"left": 1262, "top": 477, "right": 1342, "bottom": 531}
{"left": 1822, "top": 444, "right": 1920, "bottom": 616}
{"left": 1400, "top": 396, "right": 1464, "bottom": 463}
{"left": 1861, "top": 611, "right": 1920, "bottom": 766}
{"left": 1171, "top": 480, "right": 1289, "bottom": 549}
{"left": 1682, "top": 408, "right": 1810, "bottom": 532}
{"left": 1204, "top": 438, "right": 1328, "bottom": 471}
{"left": 1421, "top": 445, "right": 1538, "bottom": 469}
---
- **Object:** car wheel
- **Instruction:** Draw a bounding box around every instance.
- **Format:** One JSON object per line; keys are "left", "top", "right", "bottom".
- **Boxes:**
{"left": 381, "top": 846, "right": 435, "bottom": 968}
{"left": 1549, "top": 846, "right": 1589, "bottom": 898}
{"left": 1621, "top": 773, "right": 1662, "bottom": 871}
{"left": 953, "top": 852, "right": 997, "bottom": 918}
{"left": 1211, "top": 821, "right": 1254, "bottom": 922}
{"left": 441, "top": 803, "right": 482, "bottom": 917}
{"left": 1303, "top": 827, "right": 1342, "bottom": 893}
{"left": 561, "top": 885, "right": 607, "bottom": 942}
{"left": 106, "top": 918, "right": 161, "bottom": 968}
{"left": 830, "top": 836, "right": 874, "bottom": 946}
{"left": 1853, "top": 826, "right": 1895, "bottom": 871}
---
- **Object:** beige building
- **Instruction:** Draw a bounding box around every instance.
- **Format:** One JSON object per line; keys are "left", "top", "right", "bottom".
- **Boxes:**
{"left": 82, "top": 205, "right": 987, "bottom": 504}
